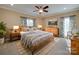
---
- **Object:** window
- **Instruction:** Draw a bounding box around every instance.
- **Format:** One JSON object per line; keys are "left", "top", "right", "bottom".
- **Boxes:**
{"left": 59, "top": 15, "right": 75, "bottom": 37}
{"left": 27, "top": 19, "right": 34, "bottom": 26}
{"left": 63, "top": 16, "right": 75, "bottom": 37}
{"left": 21, "top": 17, "right": 35, "bottom": 27}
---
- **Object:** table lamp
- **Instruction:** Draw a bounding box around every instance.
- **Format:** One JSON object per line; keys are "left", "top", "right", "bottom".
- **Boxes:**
{"left": 13, "top": 26, "right": 19, "bottom": 32}
{"left": 37, "top": 25, "right": 42, "bottom": 30}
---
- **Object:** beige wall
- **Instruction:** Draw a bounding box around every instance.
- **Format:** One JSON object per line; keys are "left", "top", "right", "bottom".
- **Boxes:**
{"left": 75, "top": 12, "right": 79, "bottom": 29}
{"left": 0, "top": 8, "right": 35, "bottom": 29}
{"left": 42, "top": 11, "right": 79, "bottom": 30}
{"left": 35, "top": 17, "right": 44, "bottom": 28}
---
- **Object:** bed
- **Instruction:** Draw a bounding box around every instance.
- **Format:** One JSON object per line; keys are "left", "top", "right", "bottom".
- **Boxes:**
{"left": 20, "top": 30, "right": 53, "bottom": 54}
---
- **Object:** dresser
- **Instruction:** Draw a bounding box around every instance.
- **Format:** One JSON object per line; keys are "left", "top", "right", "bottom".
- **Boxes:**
{"left": 71, "top": 36, "right": 79, "bottom": 55}
{"left": 45, "top": 27, "right": 59, "bottom": 37}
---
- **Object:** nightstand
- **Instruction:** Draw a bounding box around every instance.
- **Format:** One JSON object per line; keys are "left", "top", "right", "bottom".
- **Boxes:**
{"left": 10, "top": 31, "right": 21, "bottom": 41}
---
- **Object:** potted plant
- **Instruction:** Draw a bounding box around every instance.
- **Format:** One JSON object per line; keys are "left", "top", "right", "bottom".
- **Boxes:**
{"left": 0, "top": 21, "right": 6, "bottom": 44}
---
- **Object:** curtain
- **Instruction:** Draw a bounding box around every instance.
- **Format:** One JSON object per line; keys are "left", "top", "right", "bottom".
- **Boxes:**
{"left": 70, "top": 15, "right": 76, "bottom": 34}
{"left": 59, "top": 17, "right": 64, "bottom": 37}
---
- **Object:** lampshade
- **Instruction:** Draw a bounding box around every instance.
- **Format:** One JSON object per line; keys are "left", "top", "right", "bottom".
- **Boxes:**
{"left": 37, "top": 25, "right": 42, "bottom": 28}
{"left": 13, "top": 26, "right": 19, "bottom": 30}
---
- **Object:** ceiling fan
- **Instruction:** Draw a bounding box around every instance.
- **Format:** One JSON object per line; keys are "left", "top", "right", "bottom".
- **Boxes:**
{"left": 33, "top": 5, "right": 49, "bottom": 14}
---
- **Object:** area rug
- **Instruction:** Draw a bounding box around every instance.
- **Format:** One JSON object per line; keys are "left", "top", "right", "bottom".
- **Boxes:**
{"left": 0, "top": 38, "right": 70, "bottom": 55}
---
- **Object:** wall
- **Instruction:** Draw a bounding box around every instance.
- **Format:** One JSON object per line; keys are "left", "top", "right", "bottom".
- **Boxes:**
{"left": 75, "top": 12, "right": 79, "bottom": 30}
{"left": 0, "top": 8, "right": 35, "bottom": 29}
{"left": 35, "top": 17, "right": 44, "bottom": 28}
{"left": 42, "top": 11, "right": 79, "bottom": 30}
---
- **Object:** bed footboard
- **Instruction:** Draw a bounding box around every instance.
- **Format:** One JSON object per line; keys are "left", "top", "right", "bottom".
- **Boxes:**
{"left": 28, "top": 37, "right": 54, "bottom": 55}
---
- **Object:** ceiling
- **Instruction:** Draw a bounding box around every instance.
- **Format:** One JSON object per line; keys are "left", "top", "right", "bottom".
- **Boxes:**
{"left": 0, "top": 4, "right": 79, "bottom": 17}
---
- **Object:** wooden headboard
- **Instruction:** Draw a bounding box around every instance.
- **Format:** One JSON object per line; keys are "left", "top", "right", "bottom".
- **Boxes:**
{"left": 45, "top": 27, "right": 59, "bottom": 37}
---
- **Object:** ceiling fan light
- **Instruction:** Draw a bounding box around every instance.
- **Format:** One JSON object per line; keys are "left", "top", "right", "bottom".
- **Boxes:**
{"left": 39, "top": 9, "right": 43, "bottom": 12}
{"left": 10, "top": 4, "right": 14, "bottom": 6}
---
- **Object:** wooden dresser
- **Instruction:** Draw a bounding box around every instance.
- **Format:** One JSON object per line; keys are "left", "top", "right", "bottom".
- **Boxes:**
{"left": 71, "top": 36, "right": 79, "bottom": 55}
{"left": 45, "top": 27, "right": 59, "bottom": 37}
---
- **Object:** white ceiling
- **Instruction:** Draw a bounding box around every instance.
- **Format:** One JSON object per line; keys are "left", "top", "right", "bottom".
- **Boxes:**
{"left": 0, "top": 4, "right": 79, "bottom": 17}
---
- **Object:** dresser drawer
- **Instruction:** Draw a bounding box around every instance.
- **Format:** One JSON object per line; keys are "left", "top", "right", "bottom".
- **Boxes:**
{"left": 71, "top": 37, "right": 79, "bottom": 55}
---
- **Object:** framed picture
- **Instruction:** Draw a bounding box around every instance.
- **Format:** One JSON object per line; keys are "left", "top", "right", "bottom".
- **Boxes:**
{"left": 48, "top": 20, "right": 58, "bottom": 25}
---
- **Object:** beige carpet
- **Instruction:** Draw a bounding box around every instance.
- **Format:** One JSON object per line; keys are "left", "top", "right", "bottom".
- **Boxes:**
{"left": 0, "top": 38, "right": 70, "bottom": 55}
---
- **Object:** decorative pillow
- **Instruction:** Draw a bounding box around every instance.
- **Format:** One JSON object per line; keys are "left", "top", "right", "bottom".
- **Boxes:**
{"left": 33, "top": 27, "right": 38, "bottom": 30}
{"left": 22, "top": 27, "right": 38, "bottom": 32}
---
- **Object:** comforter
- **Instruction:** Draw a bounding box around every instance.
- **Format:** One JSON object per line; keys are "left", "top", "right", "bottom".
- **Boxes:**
{"left": 21, "top": 30, "right": 53, "bottom": 48}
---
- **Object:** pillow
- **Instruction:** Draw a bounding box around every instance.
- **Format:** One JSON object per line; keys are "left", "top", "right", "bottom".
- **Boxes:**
{"left": 33, "top": 27, "right": 38, "bottom": 30}
{"left": 23, "top": 27, "right": 38, "bottom": 31}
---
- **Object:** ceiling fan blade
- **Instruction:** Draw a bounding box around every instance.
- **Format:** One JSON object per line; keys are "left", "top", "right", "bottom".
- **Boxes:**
{"left": 43, "top": 10, "right": 48, "bottom": 12}
{"left": 35, "top": 6, "right": 39, "bottom": 9}
{"left": 43, "top": 6, "right": 49, "bottom": 9}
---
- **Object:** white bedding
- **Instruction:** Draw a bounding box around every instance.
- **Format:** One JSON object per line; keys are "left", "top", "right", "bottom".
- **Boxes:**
{"left": 21, "top": 30, "right": 53, "bottom": 48}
